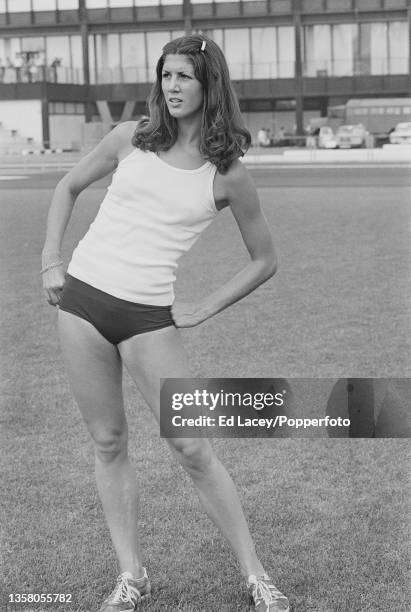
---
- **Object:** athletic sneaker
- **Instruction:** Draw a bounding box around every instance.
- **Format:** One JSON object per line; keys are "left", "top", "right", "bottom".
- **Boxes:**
{"left": 99, "top": 569, "right": 151, "bottom": 612}
{"left": 247, "top": 574, "right": 290, "bottom": 612}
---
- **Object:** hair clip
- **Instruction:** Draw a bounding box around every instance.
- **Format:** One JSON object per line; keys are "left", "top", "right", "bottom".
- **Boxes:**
{"left": 200, "top": 40, "right": 206, "bottom": 52}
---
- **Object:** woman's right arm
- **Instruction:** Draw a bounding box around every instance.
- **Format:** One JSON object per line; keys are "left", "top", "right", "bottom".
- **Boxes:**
{"left": 42, "top": 121, "right": 135, "bottom": 306}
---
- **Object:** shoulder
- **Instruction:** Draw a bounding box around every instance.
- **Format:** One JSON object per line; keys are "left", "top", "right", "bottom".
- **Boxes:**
{"left": 214, "top": 158, "right": 256, "bottom": 207}
{"left": 222, "top": 157, "right": 249, "bottom": 181}
{"left": 115, "top": 120, "right": 139, "bottom": 138}
{"left": 219, "top": 158, "right": 251, "bottom": 190}
{"left": 86, "top": 121, "right": 138, "bottom": 163}
{"left": 111, "top": 121, "right": 139, "bottom": 160}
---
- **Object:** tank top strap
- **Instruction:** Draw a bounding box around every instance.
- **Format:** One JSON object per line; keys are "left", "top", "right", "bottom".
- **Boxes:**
{"left": 118, "top": 147, "right": 141, "bottom": 167}
{"left": 205, "top": 162, "right": 218, "bottom": 215}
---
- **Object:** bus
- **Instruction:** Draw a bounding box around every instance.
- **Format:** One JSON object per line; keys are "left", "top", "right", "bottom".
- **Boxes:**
{"left": 329, "top": 98, "right": 411, "bottom": 144}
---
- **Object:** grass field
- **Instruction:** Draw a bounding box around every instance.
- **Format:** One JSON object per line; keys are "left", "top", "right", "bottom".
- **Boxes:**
{"left": 1, "top": 169, "right": 410, "bottom": 611}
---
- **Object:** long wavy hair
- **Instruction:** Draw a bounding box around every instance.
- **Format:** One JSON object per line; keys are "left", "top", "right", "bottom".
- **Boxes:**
{"left": 132, "top": 34, "right": 251, "bottom": 174}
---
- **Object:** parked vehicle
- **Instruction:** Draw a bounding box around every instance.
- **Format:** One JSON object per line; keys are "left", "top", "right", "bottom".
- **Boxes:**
{"left": 389, "top": 122, "right": 411, "bottom": 144}
{"left": 335, "top": 124, "right": 369, "bottom": 148}
{"left": 344, "top": 98, "right": 411, "bottom": 136}
{"left": 329, "top": 98, "right": 411, "bottom": 146}
{"left": 317, "top": 126, "right": 337, "bottom": 149}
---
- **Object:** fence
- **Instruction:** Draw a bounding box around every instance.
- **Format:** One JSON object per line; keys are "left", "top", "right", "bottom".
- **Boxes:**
{"left": 0, "top": 65, "right": 84, "bottom": 84}
{"left": 1, "top": 59, "right": 408, "bottom": 85}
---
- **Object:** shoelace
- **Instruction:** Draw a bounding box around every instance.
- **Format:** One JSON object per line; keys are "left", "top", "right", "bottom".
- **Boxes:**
{"left": 251, "top": 578, "right": 283, "bottom": 606}
{"left": 109, "top": 574, "right": 140, "bottom": 604}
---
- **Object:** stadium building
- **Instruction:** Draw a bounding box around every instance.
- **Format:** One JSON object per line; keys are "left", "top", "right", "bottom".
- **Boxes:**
{"left": 0, "top": 0, "right": 409, "bottom": 150}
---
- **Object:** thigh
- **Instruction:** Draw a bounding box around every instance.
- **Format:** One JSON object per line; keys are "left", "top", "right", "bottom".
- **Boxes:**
{"left": 58, "top": 309, "right": 126, "bottom": 434}
{"left": 118, "top": 325, "right": 191, "bottom": 422}
{"left": 118, "top": 326, "right": 211, "bottom": 457}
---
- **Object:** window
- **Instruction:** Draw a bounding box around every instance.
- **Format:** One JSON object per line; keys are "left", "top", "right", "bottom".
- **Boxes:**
{"left": 146, "top": 31, "right": 171, "bottom": 77}
{"left": 369, "top": 22, "right": 387, "bottom": 75}
{"left": 9, "top": 0, "right": 31, "bottom": 11}
{"left": 109, "top": 0, "right": 134, "bottom": 6}
{"left": 88, "top": 35, "right": 96, "bottom": 83}
{"left": 332, "top": 23, "right": 357, "bottom": 76}
{"left": 50, "top": 101, "right": 85, "bottom": 114}
{"left": 70, "top": 35, "right": 83, "bottom": 82}
{"left": 356, "top": 23, "right": 370, "bottom": 75}
{"left": 121, "top": 32, "right": 147, "bottom": 83}
{"left": 46, "top": 36, "right": 70, "bottom": 66}
{"left": 51, "top": 102, "right": 65, "bottom": 113}
{"left": 201, "top": 29, "right": 224, "bottom": 49}
{"left": 45, "top": 34, "right": 72, "bottom": 82}
{"left": 0, "top": 0, "right": 6, "bottom": 14}
{"left": 170, "top": 30, "right": 185, "bottom": 40}
{"left": 224, "top": 28, "right": 251, "bottom": 79}
{"left": 46, "top": 35, "right": 78, "bottom": 82}
{"left": 86, "top": 1, "right": 107, "bottom": 8}
{"left": 5, "top": 38, "right": 22, "bottom": 61}
{"left": 304, "top": 25, "right": 331, "bottom": 76}
{"left": 107, "top": 33, "right": 120, "bottom": 68}
{"left": 134, "top": 0, "right": 159, "bottom": 5}
{"left": 70, "top": 35, "right": 82, "bottom": 68}
{"left": 389, "top": 21, "right": 408, "bottom": 74}
{"left": 32, "top": 0, "right": 57, "bottom": 10}
{"left": 278, "top": 27, "right": 294, "bottom": 77}
{"left": 110, "top": 0, "right": 156, "bottom": 5}
{"left": 57, "top": 0, "right": 78, "bottom": 8}
{"left": 93, "top": 33, "right": 120, "bottom": 82}
{"left": 21, "top": 37, "right": 46, "bottom": 52}
{"left": 251, "top": 27, "right": 277, "bottom": 79}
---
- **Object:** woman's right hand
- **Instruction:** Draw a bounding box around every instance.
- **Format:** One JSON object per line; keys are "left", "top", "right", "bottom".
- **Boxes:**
{"left": 42, "top": 265, "right": 65, "bottom": 307}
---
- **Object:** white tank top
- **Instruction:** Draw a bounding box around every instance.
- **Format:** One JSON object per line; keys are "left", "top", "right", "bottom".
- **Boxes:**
{"left": 68, "top": 148, "right": 218, "bottom": 305}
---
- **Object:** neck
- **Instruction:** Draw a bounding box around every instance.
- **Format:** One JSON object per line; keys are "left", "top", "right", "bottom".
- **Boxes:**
{"left": 176, "top": 114, "right": 202, "bottom": 149}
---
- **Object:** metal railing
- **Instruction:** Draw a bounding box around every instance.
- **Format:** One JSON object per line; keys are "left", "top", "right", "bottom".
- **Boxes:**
{"left": 0, "top": 66, "right": 85, "bottom": 84}
{"left": 303, "top": 57, "right": 408, "bottom": 77}
{"left": 90, "top": 65, "right": 153, "bottom": 84}
{"left": 0, "top": 59, "right": 408, "bottom": 85}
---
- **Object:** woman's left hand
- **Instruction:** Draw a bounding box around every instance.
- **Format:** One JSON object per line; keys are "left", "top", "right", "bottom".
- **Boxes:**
{"left": 171, "top": 301, "right": 210, "bottom": 328}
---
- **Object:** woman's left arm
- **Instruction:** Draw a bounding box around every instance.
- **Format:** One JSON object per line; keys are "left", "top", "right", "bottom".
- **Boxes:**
{"left": 172, "top": 160, "right": 277, "bottom": 327}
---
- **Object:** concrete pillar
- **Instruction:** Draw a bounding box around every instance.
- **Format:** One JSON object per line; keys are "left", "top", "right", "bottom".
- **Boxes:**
{"left": 41, "top": 98, "right": 50, "bottom": 149}
{"left": 120, "top": 101, "right": 137, "bottom": 123}
{"left": 293, "top": 0, "right": 304, "bottom": 136}
{"left": 79, "top": 0, "right": 92, "bottom": 122}
{"left": 96, "top": 100, "right": 113, "bottom": 124}
{"left": 183, "top": 0, "right": 192, "bottom": 36}
{"left": 408, "top": 4, "right": 411, "bottom": 95}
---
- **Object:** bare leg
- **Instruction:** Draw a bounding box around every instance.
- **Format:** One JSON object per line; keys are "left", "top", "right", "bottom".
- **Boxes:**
{"left": 119, "top": 325, "right": 266, "bottom": 578}
{"left": 58, "top": 310, "right": 144, "bottom": 577}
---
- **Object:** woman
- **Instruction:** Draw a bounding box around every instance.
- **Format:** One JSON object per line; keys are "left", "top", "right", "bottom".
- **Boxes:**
{"left": 41, "top": 35, "right": 289, "bottom": 612}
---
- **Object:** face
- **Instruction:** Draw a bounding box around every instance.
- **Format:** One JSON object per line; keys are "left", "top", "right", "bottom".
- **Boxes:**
{"left": 161, "top": 54, "right": 204, "bottom": 121}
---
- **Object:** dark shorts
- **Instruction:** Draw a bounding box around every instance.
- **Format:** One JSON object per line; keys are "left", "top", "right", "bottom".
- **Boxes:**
{"left": 59, "top": 274, "right": 175, "bottom": 345}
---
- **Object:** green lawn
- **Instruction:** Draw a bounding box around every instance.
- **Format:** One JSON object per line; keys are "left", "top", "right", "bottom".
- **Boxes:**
{"left": 1, "top": 176, "right": 410, "bottom": 611}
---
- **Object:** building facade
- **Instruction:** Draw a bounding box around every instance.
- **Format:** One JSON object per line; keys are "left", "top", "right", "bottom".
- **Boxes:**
{"left": 0, "top": 0, "right": 409, "bottom": 149}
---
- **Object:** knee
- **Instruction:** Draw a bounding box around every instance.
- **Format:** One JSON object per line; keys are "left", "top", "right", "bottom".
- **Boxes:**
{"left": 172, "top": 439, "right": 213, "bottom": 475}
{"left": 90, "top": 426, "right": 128, "bottom": 464}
